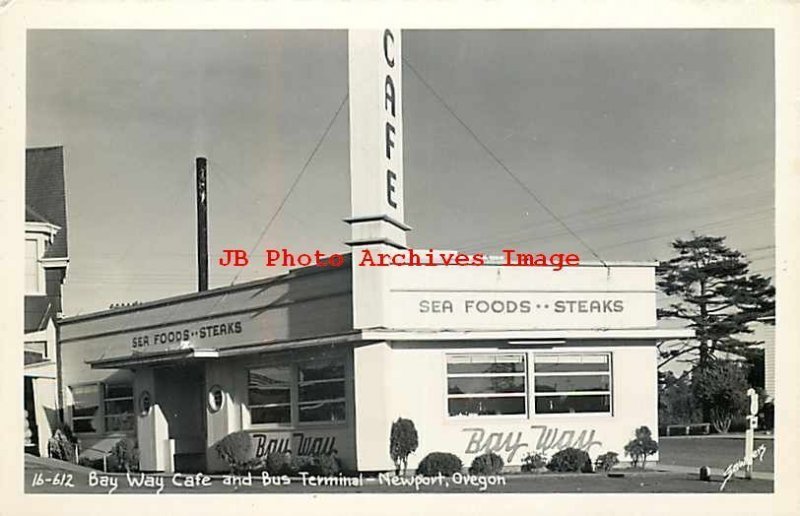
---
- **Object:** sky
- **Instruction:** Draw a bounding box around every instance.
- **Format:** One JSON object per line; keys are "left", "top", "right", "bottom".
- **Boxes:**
{"left": 26, "top": 29, "right": 775, "bottom": 318}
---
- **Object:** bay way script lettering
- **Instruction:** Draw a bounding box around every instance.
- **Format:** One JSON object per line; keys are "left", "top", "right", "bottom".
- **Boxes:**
{"left": 464, "top": 425, "right": 603, "bottom": 463}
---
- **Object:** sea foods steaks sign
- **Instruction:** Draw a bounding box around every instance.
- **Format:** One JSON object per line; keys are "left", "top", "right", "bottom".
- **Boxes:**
{"left": 130, "top": 319, "right": 244, "bottom": 351}
{"left": 388, "top": 292, "right": 655, "bottom": 330}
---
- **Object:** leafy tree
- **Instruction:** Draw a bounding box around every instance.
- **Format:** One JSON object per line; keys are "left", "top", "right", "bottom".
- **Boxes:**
{"left": 623, "top": 426, "right": 659, "bottom": 469}
{"left": 691, "top": 360, "right": 749, "bottom": 434}
{"left": 389, "top": 417, "right": 419, "bottom": 475}
{"left": 658, "top": 371, "right": 699, "bottom": 426}
{"left": 741, "top": 348, "right": 765, "bottom": 389}
{"left": 656, "top": 234, "right": 774, "bottom": 370}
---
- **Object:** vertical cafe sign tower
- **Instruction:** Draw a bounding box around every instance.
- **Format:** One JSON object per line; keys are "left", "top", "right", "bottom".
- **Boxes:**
{"left": 346, "top": 29, "right": 411, "bottom": 328}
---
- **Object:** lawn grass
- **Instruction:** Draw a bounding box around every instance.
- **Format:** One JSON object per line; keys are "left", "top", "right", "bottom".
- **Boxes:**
{"left": 658, "top": 437, "right": 774, "bottom": 473}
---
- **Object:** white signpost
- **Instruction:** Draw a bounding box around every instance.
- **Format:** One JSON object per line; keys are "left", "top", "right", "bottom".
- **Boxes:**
{"left": 744, "top": 388, "right": 759, "bottom": 480}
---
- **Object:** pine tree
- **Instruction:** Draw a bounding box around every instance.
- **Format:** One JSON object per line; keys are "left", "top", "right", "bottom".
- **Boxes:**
{"left": 656, "top": 234, "right": 774, "bottom": 372}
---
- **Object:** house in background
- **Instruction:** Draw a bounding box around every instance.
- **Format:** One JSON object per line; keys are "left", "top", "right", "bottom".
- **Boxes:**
{"left": 24, "top": 146, "right": 69, "bottom": 457}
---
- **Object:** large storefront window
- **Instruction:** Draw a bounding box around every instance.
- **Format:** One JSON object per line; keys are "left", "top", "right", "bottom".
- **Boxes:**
{"left": 71, "top": 382, "right": 135, "bottom": 434}
{"left": 532, "top": 353, "right": 612, "bottom": 414}
{"left": 446, "top": 354, "right": 527, "bottom": 417}
{"left": 298, "top": 362, "right": 346, "bottom": 423}
{"left": 248, "top": 367, "right": 292, "bottom": 424}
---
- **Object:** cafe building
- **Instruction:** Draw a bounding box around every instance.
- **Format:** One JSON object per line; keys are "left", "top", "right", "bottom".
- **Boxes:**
{"left": 55, "top": 29, "right": 692, "bottom": 473}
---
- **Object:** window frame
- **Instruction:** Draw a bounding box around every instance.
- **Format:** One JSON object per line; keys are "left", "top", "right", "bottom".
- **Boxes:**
{"left": 70, "top": 382, "right": 102, "bottom": 435}
{"left": 244, "top": 358, "right": 349, "bottom": 429}
{"left": 444, "top": 352, "right": 529, "bottom": 420}
{"left": 530, "top": 352, "right": 614, "bottom": 417}
{"left": 296, "top": 361, "right": 347, "bottom": 426}
{"left": 246, "top": 365, "right": 294, "bottom": 428}
{"left": 69, "top": 381, "right": 136, "bottom": 436}
{"left": 102, "top": 383, "right": 135, "bottom": 433}
{"left": 25, "top": 237, "right": 43, "bottom": 295}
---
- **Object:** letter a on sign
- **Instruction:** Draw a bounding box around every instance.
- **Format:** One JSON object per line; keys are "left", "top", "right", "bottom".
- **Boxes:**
{"left": 346, "top": 29, "right": 408, "bottom": 248}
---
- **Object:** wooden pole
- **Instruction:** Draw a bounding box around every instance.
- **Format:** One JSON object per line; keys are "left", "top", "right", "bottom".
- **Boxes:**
{"left": 196, "top": 157, "right": 209, "bottom": 292}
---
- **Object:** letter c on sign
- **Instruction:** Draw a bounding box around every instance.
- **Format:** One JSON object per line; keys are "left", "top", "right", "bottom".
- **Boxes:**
{"left": 383, "top": 29, "right": 395, "bottom": 67}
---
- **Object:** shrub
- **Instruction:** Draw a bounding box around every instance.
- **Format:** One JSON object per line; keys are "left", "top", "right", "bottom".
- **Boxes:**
{"left": 278, "top": 454, "right": 340, "bottom": 476}
{"left": 469, "top": 452, "right": 504, "bottom": 475}
{"left": 313, "top": 454, "right": 341, "bottom": 476}
{"left": 546, "top": 448, "right": 593, "bottom": 473}
{"left": 108, "top": 438, "right": 139, "bottom": 472}
{"left": 594, "top": 451, "right": 619, "bottom": 472}
{"left": 389, "top": 418, "right": 419, "bottom": 475}
{"left": 624, "top": 426, "right": 659, "bottom": 468}
{"left": 48, "top": 424, "right": 78, "bottom": 463}
{"left": 264, "top": 452, "right": 289, "bottom": 475}
{"left": 215, "top": 431, "right": 254, "bottom": 474}
{"left": 416, "top": 452, "right": 463, "bottom": 477}
{"left": 282, "top": 454, "right": 315, "bottom": 476}
{"left": 520, "top": 452, "right": 548, "bottom": 473}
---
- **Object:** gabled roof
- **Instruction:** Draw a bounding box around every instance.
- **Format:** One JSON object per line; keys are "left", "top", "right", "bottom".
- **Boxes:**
{"left": 26, "top": 146, "right": 68, "bottom": 258}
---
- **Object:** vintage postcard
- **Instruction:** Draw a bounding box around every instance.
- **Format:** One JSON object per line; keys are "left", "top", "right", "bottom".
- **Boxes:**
{"left": 1, "top": 1, "right": 798, "bottom": 515}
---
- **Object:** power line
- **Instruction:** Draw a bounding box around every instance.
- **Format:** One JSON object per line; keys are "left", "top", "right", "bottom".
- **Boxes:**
{"left": 229, "top": 92, "right": 349, "bottom": 286}
{"left": 403, "top": 57, "right": 608, "bottom": 267}
{"left": 450, "top": 157, "right": 773, "bottom": 252}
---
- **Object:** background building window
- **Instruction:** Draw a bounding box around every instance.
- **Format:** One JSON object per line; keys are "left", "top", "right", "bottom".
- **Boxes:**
{"left": 298, "top": 362, "right": 346, "bottom": 423}
{"left": 104, "top": 384, "right": 135, "bottom": 432}
{"left": 446, "top": 353, "right": 527, "bottom": 417}
{"left": 248, "top": 367, "right": 292, "bottom": 424}
{"left": 24, "top": 341, "right": 48, "bottom": 364}
{"left": 71, "top": 384, "right": 101, "bottom": 433}
{"left": 25, "top": 239, "right": 40, "bottom": 293}
{"left": 532, "top": 353, "right": 612, "bottom": 414}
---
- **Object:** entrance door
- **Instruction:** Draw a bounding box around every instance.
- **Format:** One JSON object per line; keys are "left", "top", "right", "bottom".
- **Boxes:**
{"left": 154, "top": 365, "right": 206, "bottom": 472}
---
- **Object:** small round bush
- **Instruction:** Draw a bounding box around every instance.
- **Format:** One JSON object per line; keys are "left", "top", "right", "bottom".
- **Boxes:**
{"left": 264, "top": 452, "right": 288, "bottom": 475}
{"left": 417, "top": 452, "right": 463, "bottom": 477}
{"left": 109, "top": 438, "right": 139, "bottom": 472}
{"left": 468, "top": 452, "right": 504, "bottom": 475}
{"left": 546, "top": 448, "right": 593, "bottom": 473}
{"left": 214, "top": 431, "right": 253, "bottom": 473}
{"left": 520, "top": 452, "right": 548, "bottom": 472}
{"left": 283, "top": 454, "right": 316, "bottom": 476}
{"left": 594, "top": 451, "right": 619, "bottom": 472}
{"left": 48, "top": 425, "right": 78, "bottom": 463}
{"left": 313, "top": 454, "right": 341, "bottom": 476}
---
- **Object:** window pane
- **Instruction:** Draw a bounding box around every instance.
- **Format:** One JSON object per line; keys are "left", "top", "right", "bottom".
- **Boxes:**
{"left": 249, "top": 388, "right": 290, "bottom": 406}
{"left": 298, "top": 400, "right": 346, "bottom": 422}
{"left": 298, "top": 363, "right": 345, "bottom": 382}
{"left": 105, "top": 415, "right": 135, "bottom": 432}
{"left": 534, "top": 374, "right": 610, "bottom": 393}
{"left": 447, "top": 354, "right": 525, "bottom": 374}
{"left": 74, "top": 418, "right": 98, "bottom": 433}
{"left": 250, "top": 405, "right": 291, "bottom": 424}
{"left": 25, "top": 239, "right": 39, "bottom": 292}
{"left": 105, "top": 384, "right": 133, "bottom": 399}
{"left": 299, "top": 380, "right": 345, "bottom": 402}
{"left": 534, "top": 394, "right": 611, "bottom": 414}
{"left": 448, "top": 396, "right": 526, "bottom": 416}
{"left": 72, "top": 384, "right": 99, "bottom": 408}
{"left": 534, "top": 354, "right": 609, "bottom": 373}
{"left": 104, "top": 399, "right": 134, "bottom": 416}
{"left": 249, "top": 368, "right": 291, "bottom": 388}
{"left": 448, "top": 376, "right": 525, "bottom": 395}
